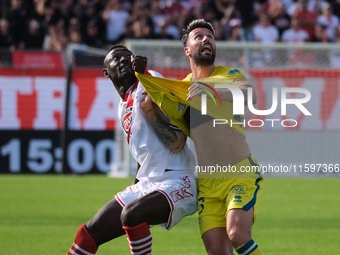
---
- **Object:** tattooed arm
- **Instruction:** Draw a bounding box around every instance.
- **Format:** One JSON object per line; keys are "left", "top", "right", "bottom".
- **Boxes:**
{"left": 140, "top": 91, "right": 186, "bottom": 153}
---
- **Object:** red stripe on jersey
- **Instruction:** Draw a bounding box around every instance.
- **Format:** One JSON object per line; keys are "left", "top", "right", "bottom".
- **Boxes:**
{"left": 122, "top": 81, "right": 138, "bottom": 143}
{"left": 123, "top": 69, "right": 151, "bottom": 144}
{"left": 123, "top": 82, "right": 138, "bottom": 102}
{"left": 144, "top": 69, "right": 151, "bottom": 76}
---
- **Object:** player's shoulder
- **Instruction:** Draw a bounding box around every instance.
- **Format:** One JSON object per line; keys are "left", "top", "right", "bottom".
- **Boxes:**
{"left": 183, "top": 73, "right": 192, "bottom": 81}
{"left": 214, "top": 66, "right": 245, "bottom": 76}
{"left": 213, "top": 66, "right": 249, "bottom": 85}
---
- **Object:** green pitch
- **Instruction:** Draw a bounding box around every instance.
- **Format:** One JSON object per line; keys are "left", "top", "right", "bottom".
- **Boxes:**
{"left": 1, "top": 175, "right": 339, "bottom": 254}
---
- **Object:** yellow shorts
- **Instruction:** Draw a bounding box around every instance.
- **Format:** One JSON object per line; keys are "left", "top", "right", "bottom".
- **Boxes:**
{"left": 197, "top": 155, "right": 264, "bottom": 236}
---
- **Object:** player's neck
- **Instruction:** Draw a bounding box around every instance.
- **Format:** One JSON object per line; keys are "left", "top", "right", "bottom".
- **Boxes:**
{"left": 190, "top": 64, "right": 215, "bottom": 79}
{"left": 116, "top": 81, "right": 136, "bottom": 99}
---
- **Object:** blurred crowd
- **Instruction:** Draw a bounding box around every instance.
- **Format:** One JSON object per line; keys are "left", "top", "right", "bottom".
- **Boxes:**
{"left": 1, "top": 0, "right": 340, "bottom": 51}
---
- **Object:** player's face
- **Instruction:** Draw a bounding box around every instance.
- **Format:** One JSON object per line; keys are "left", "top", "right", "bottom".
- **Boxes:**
{"left": 185, "top": 27, "right": 216, "bottom": 66}
{"left": 103, "top": 48, "right": 135, "bottom": 84}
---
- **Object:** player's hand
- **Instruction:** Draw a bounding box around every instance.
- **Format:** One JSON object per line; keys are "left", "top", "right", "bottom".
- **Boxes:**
{"left": 186, "top": 82, "right": 205, "bottom": 101}
{"left": 140, "top": 90, "right": 156, "bottom": 115}
{"left": 131, "top": 55, "right": 147, "bottom": 74}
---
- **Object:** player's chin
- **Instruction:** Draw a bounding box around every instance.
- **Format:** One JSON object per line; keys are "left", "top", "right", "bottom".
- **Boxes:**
{"left": 201, "top": 55, "right": 215, "bottom": 63}
{"left": 120, "top": 70, "right": 134, "bottom": 78}
{"left": 200, "top": 52, "right": 214, "bottom": 59}
{"left": 121, "top": 68, "right": 134, "bottom": 75}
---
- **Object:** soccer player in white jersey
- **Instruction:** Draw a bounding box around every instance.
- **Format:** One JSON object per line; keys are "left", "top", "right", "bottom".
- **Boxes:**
{"left": 66, "top": 45, "right": 197, "bottom": 255}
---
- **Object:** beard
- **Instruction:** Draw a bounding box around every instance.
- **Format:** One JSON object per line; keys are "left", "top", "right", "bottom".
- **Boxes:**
{"left": 193, "top": 50, "right": 216, "bottom": 66}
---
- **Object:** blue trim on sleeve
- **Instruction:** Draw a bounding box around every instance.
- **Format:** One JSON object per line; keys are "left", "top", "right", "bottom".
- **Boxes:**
{"left": 242, "top": 156, "right": 263, "bottom": 211}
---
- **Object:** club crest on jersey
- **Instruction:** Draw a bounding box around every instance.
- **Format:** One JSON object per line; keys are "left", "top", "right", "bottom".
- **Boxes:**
{"left": 232, "top": 185, "right": 248, "bottom": 194}
{"left": 122, "top": 107, "right": 133, "bottom": 134}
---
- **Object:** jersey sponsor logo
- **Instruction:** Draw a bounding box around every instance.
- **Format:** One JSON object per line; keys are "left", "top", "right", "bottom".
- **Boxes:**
{"left": 177, "top": 102, "right": 187, "bottom": 112}
{"left": 233, "top": 75, "right": 248, "bottom": 83}
{"left": 234, "top": 80, "right": 249, "bottom": 86}
{"left": 232, "top": 185, "right": 248, "bottom": 194}
{"left": 233, "top": 195, "right": 242, "bottom": 203}
{"left": 122, "top": 106, "right": 132, "bottom": 134}
{"left": 228, "top": 68, "right": 241, "bottom": 75}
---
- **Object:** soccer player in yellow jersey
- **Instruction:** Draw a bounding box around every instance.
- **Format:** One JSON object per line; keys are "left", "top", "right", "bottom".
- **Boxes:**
{"left": 182, "top": 19, "right": 264, "bottom": 255}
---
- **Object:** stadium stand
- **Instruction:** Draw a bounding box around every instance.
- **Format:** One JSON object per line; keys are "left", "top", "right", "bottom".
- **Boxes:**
{"left": 1, "top": 0, "right": 340, "bottom": 53}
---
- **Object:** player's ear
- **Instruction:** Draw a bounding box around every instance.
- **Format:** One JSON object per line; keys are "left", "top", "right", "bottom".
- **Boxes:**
{"left": 184, "top": 46, "right": 190, "bottom": 57}
{"left": 103, "top": 68, "right": 109, "bottom": 78}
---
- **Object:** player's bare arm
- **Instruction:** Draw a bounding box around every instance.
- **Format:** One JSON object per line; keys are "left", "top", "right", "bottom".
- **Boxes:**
{"left": 140, "top": 92, "right": 186, "bottom": 153}
{"left": 132, "top": 54, "right": 186, "bottom": 153}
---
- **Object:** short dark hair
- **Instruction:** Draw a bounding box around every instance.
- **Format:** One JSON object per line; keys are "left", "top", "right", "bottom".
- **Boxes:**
{"left": 104, "top": 45, "right": 133, "bottom": 67}
{"left": 106, "top": 44, "right": 133, "bottom": 55}
{"left": 182, "top": 19, "right": 215, "bottom": 46}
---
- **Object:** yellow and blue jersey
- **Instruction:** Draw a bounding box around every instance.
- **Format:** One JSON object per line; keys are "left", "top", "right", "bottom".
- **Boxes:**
{"left": 136, "top": 66, "right": 249, "bottom": 137}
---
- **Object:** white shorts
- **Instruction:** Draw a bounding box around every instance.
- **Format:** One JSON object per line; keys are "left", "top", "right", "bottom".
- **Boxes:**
{"left": 115, "top": 170, "right": 197, "bottom": 230}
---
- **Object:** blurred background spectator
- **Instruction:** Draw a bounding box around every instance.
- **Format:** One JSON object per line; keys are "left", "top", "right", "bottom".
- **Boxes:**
{"left": 253, "top": 13, "right": 279, "bottom": 43}
{"left": 281, "top": 16, "right": 309, "bottom": 42}
{"left": 332, "top": 0, "right": 340, "bottom": 17}
{"left": 311, "top": 22, "right": 331, "bottom": 42}
{"left": 292, "top": 0, "right": 317, "bottom": 40}
{"left": 101, "top": 0, "right": 129, "bottom": 45}
{"left": 0, "top": 18, "right": 12, "bottom": 48}
{"left": 7, "top": 0, "right": 27, "bottom": 49}
{"left": 19, "top": 18, "right": 45, "bottom": 49}
{"left": 235, "top": 0, "right": 257, "bottom": 41}
{"left": 225, "top": 18, "right": 244, "bottom": 41}
{"left": 267, "top": 0, "right": 291, "bottom": 38}
{"left": 1, "top": 0, "right": 340, "bottom": 51}
{"left": 43, "top": 20, "right": 69, "bottom": 51}
{"left": 83, "top": 19, "right": 103, "bottom": 48}
{"left": 329, "top": 25, "right": 340, "bottom": 66}
{"left": 316, "top": 2, "right": 339, "bottom": 41}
